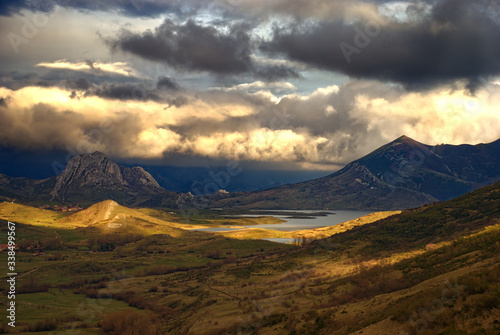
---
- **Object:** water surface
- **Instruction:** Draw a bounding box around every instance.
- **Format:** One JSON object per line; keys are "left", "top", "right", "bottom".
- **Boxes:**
{"left": 195, "top": 210, "right": 373, "bottom": 233}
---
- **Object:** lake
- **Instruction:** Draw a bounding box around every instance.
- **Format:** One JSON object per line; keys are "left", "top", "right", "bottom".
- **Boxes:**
{"left": 194, "top": 210, "right": 373, "bottom": 233}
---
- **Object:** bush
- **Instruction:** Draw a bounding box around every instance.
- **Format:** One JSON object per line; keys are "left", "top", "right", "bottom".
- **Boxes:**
{"left": 48, "top": 252, "right": 65, "bottom": 261}
{"left": 26, "top": 319, "right": 58, "bottom": 332}
{"left": 100, "top": 310, "right": 158, "bottom": 335}
{"left": 18, "top": 278, "right": 49, "bottom": 294}
{"left": 205, "top": 249, "right": 223, "bottom": 259}
{"left": 88, "top": 234, "right": 143, "bottom": 252}
{"left": 145, "top": 265, "right": 176, "bottom": 276}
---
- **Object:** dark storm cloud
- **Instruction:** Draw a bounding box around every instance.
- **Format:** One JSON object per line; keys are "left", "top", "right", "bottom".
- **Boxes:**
{"left": 157, "top": 76, "right": 180, "bottom": 90}
{"left": 108, "top": 19, "right": 300, "bottom": 80}
{"left": 89, "top": 82, "right": 163, "bottom": 101}
{"left": 0, "top": 97, "right": 10, "bottom": 107}
{"left": 165, "top": 95, "right": 189, "bottom": 108}
{"left": 0, "top": 0, "right": 51, "bottom": 16}
{"left": 73, "top": 79, "right": 187, "bottom": 103}
{"left": 0, "top": 102, "right": 86, "bottom": 149}
{"left": 0, "top": 100, "right": 147, "bottom": 158}
{"left": 0, "top": 70, "right": 184, "bottom": 103}
{"left": 254, "top": 65, "right": 302, "bottom": 82}
{"left": 0, "top": 71, "right": 66, "bottom": 90}
{"left": 0, "top": 67, "right": 136, "bottom": 91}
{"left": 108, "top": 19, "right": 252, "bottom": 74}
{"left": 263, "top": 0, "right": 500, "bottom": 90}
{"left": 65, "top": 77, "right": 93, "bottom": 90}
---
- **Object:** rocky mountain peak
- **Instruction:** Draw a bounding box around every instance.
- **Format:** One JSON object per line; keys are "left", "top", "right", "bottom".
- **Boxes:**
{"left": 50, "top": 152, "right": 163, "bottom": 202}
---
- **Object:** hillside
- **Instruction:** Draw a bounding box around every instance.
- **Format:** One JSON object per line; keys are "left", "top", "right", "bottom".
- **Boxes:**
{"left": 0, "top": 201, "right": 72, "bottom": 227}
{"left": 0, "top": 181, "right": 499, "bottom": 334}
{"left": 0, "top": 199, "right": 193, "bottom": 238}
{"left": 323, "top": 180, "right": 500, "bottom": 254}
{"left": 0, "top": 174, "right": 55, "bottom": 201}
{"left": 213, "top": 136, "right": 500, "bottom": 210}
{"left": 54, "top": 200, "right": 190, "bottom": 237}
{"left": 2, "top": 181, "right": 498, "bottom": 334}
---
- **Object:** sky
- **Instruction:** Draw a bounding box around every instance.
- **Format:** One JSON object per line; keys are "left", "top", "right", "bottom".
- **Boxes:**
{"left": 1, "top": 0, "right": 500, "bottom": 172}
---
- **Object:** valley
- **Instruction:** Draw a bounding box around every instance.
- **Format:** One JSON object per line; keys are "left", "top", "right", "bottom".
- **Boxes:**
{"left": 1, "top": 181, "right": 499, "bottom": 334}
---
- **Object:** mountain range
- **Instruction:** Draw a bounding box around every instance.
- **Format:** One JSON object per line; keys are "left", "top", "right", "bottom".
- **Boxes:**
{"left": 0, "top": 152, "right": 179, "bottom": 207}
{"left": 0, "top": 135, "right": 499, "bottom": 210}
{"left": 0, "top": 148, "right": 328, "bottom": 193}
{"left": 212, "top": 135, "right": 500, "bottom": 210}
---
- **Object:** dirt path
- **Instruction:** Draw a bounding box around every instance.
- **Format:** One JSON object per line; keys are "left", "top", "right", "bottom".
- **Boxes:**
{"left": 18, "top": 267, "right": 39, "bottom": 278}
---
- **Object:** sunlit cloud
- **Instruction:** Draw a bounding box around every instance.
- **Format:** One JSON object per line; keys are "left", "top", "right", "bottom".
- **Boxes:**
{"left": 211, "top": 81, "right": 296, "bottom": 95}
{"left": 352, "top": 82, "right": 500, "bottom": 145}
{"left": 36, "top": 59, "right": 138, "bottom": 77}
{"left": 1, "top": 79, "right": 500, "bottom": 166}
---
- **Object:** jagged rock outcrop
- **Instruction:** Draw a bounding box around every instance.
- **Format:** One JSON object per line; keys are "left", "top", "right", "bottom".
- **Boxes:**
{"left": 50, "top": 152, "right": 165, "bottom": 203}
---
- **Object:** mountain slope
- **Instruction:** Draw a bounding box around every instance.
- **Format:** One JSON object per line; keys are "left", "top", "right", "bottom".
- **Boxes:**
{"left": 357, "top": 135, "right": 500, "bottom": 200}
{"left": 327, "top": 180, "right": 500, "bottom": 252}
{"left": 0, "top": 173, "right": 55, "bottom": 201}
{"left": 213, "top": 136, "right": 500, "bottom": 210}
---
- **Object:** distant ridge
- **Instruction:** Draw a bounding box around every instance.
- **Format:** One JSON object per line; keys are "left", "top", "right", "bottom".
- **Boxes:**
{"left": 212, "top": 136, "right": 500, "bottom": 210}
{"left": 0, "top": 136, "right": 499, "bottom": 210}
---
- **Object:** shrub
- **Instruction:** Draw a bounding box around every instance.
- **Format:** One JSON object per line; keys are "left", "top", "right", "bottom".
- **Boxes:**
{"left": 205, "top": 249, "right": 223, "bottom": 259}
{"left": 26, "top": 319, "right": 58, "bottom": 332}
{"left": 18, "top": 278, "right": 49, "bottom": 294}
{"left": 100, "top": 310, "right": 158, "bottom": 335}
{"left": 145, "top": 265, "right": 176, "bottom": 276}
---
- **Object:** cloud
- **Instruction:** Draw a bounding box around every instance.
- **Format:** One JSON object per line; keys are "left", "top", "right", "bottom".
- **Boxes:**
{"left": 157, "top": 76, "right": 180, "bottom": 90}
{"left": 0, "top": 96, "right": 9, "bottom": 107}
{"left": 218, "top": 0, "right": 381, "bottom": 21}
{"left": 108, "top": 19, "right": 253, "bottom": 74}
{"left": 253, "top": 64, "right": 302, "bottom": 82}
{"left": 0, "top": 0, "right": 196, "bottom": 18}
{"left": 86, "top": 82, "right": 164, "bottom": 101}
{"left": 1, "top": 77, "right": 500, "bottom": 165}
{"left": 107, "top": 19, "right": 300, "bottom": 80}
{"left": 0, "top": 0, "right": 380, "bottom": 20}
{"left": 36, "top": 59, "right": 138, "bottom": 77}
{"left": 0, "top": 65, "right": 143, "bottom": 92}
{"left": 212, "top": 80, "right": 296, "bottom": 95}
{"left": 0, "top": 69, "right": 184, "bottom": 103}
{"left": 65, "top": 77, "right": 93, "bottom": 90}
{"left": 262, "top": 0, "right": 500, "bottom": 90}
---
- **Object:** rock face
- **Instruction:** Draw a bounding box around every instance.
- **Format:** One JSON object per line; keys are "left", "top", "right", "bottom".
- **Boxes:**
{"left": 50, "top": 152, "right": 163, "bottom": 203}
{"left": 213, "top": 136, "right": 500, "bottom": 210}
